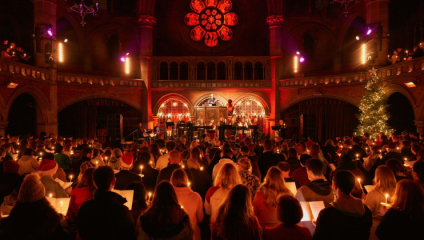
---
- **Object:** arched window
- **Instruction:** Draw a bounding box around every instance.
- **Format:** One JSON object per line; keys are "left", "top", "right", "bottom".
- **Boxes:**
{"left": 159, "top": 62, "right": 168, "bottom": 80}
{"left": 197, "top": 62, "right": 206, "bottom": 80}
{"left": 244, "top": 62, "right": 253, "bottom": 80}
{"left": 234, "top": 62, "right": 243, "bottom": 80}
{"left": 170, "top": 62, "right": 178, "bottom": 80}
{"left": 303, "top": 33, "right": 315, "bottom": 59}
{"left": 207, "top": 62, "right": 216, "bottom": 80}
{"left": 157, "top": 98, "right": 191, "bottom": 128}
{"left": 254, "top": 62, "right": 263, "bottom": 80}
{"left": 180, "top": 62, "right": 189, "bottom": 80}
{"left": 217, "top": 62, "right": 226, "bottom": 80}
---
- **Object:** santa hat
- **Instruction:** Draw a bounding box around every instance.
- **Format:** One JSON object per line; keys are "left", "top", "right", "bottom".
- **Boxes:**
{"left": 38, "top": 159, "right": 58, "bottom": 176}
{"left": 120, "top": 152, "right": 134, "bottom": 168}
{"left": 18, "top": 173, "right": 46, "bottom": 203}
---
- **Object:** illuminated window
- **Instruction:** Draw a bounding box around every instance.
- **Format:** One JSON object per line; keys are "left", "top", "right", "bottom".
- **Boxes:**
{"left": 185, "top": 0, "right": 238, "bottom": 47}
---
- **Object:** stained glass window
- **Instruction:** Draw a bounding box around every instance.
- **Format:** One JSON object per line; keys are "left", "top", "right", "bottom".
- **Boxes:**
{"left": 185, "top": 0, "right": 238, "bottom": 47}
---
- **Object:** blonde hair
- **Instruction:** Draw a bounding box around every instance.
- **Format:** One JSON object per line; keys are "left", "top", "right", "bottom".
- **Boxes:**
{"left": 112, "top": 148, "right": 123, "bottom": 158}
{"left": 170, "top": 168, "right": 189, "bottom": 188}
{"left": 261, "top": 167, "right": 291, "bottom": 207}
{"left": 237, "top": 157, "right": 252, "bottom": 172}
{"left": 390, "top": 180, "right": 424, "bottom": 220}
{"left": 374, "top": 165, "right": 396, "bottom": 195}
{"left": 214, "top": 163, "right": 242, "bottom": 191}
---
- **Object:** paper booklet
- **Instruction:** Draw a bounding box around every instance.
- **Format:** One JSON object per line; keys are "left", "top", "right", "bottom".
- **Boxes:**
{"left": 364, "top": 185, "right": 374, "bottom": 193}
{"left": 285, "top": 181, "right": 297, "bottom": 196}
{"left": 47, "top": 197, "right": 70, "bottom": 215}
{"left": 300, "top": 201, "right": 325, "bottom": 222}
{"left": 112, "top": 189, "right": 134, "bottom": 210}
{"left": 55, "top": 178, "right": 73, "bottom": 189}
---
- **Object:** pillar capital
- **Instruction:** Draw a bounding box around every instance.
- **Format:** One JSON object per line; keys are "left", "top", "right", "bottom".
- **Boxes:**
{"left": 267, "top": 15, "right": 284, "bottom": 28}
{"left": 415, "top": 120, "right": 424, "bottom": 135}
{"left": 138, "top": 15, "right": 157, "bottom": 28}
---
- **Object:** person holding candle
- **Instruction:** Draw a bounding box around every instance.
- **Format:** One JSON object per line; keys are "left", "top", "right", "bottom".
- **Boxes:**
{"left": 16, "top": 148, "right": 39, "bottom": 175}
{"left": 54, "top": 145, "right": 73, "bottom": 173}
{"left": 157, "top": 150, "right": 194, "bottom": 186}
{"left": 0, "top": 173, "right": 69, "bottom": 239}
{"left": 379, "top": 142, "right": 403, "bottom": 166}
{"left": 132, "top": 152, "right": 158, "bottom": 193}
{"left": 115, "top": 152, "right": 143, "bottom": 191}
{"left": 38, "top": 156, "right": 68, "bottom": 198}
{"left": 376, "top": 180, "right": 424, "bottom": 240}
{"left": 313, "top": 170, "right": 372, "bottom": 240}
{"left": 90, "top": 148, "right": 105, "bottom": 167}
{"left": 237, "top": 156, "right": 260, "bottom": 201}
{"left": 364, "top": 166, "right": 397, "bottom": 240}
{"left": 171, "top": 169, "right": 204, "bottom": 240}
{"left": 138, "top": 181, "right": 193, "bottom": 239}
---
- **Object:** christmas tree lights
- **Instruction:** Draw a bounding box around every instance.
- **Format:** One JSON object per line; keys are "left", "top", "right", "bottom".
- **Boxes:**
{"left": 355, "top": 68, "right": 393, "bottom": 138}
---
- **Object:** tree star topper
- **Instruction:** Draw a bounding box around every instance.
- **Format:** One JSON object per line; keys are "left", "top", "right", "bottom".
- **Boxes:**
{"left": 185, "top": 0, "right": 239, "bottom": 47}
{"left": 369, "top": 67, "right": 378, "bottom": 76}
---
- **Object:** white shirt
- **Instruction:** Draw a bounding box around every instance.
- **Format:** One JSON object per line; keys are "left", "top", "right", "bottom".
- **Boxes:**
{"left": 212, "top": 157, "right": 237, "bottom": 180}
{"left": 156, "top": 153, "right": 170, "bottom": 171}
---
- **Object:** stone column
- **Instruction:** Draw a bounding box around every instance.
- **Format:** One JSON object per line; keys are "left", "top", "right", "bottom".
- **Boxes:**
{"left": 33, "top": 0, "right": 57, "bottom": 68}
{"left": 415, "top": 120, "right": 424, "bottom": 135}
{"left": 138, "top": 15, "right": 156, "bottom": 129}
{"left": 267, "top": 15, "right": 284, "bottom": 139}
{"left": 366, "top": 0, "right": 389, "bottom": 66}
{"left": 0, "top": 122, "right": 8, "bottom": 137}
{"left": 35, "top": 69, "right": 58, "bottom": 136}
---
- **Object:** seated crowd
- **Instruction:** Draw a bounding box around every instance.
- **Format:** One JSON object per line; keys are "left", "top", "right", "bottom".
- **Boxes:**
{"left": 0, "top": 130, "right": 423, "bottom": 240}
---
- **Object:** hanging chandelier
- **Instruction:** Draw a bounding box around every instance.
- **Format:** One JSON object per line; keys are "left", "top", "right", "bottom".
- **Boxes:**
{"left": 332, "top": 0, "right": 359, "bottom": 17}
{"left": 67, "top": 0, "right": 99, "bottom": 26}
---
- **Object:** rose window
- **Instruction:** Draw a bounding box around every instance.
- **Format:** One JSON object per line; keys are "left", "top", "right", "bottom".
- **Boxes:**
{"left": 185, "top": 0, "right": 239, "bottom": 47}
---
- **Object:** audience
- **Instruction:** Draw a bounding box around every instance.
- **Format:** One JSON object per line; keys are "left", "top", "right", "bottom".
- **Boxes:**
{"left": 262, "top": 195, "right": 312, "bottom": 240}
{"left": 258, "top": 140, "right": 280, "bottom": 181}
{"left": 38, "top": 156, "right": 68, "bottom": 198}
{"left": 114, "top": 152, "right": 143, "bottom": 190}
{"left": 291, "top": 154, "right": 311, "bottom": 186}
{"left": 17, "top": 148, "right": 39, "bottom": 175}
{"left": 412, "top": 161, "right": 424, "bottom": 190}
{"left": 212, "top": 148, "right": 236, "bottom": 180}
{"left": 211, "top": 184, "right": 260, "bottom": 240}
{"left": 237, "top": 156, "right": 260, "bottom": 200}
{"left": 253, "top": 167, "right": 292, "bottom": 227}
{"left": 138, "top": 181, "right": 193, "bottom": 239}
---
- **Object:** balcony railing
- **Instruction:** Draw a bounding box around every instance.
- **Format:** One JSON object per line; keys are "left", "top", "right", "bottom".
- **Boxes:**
{"left": 279, "top": 56, "right": 424, "bottom": 88}
{"left": 152, "top": 80, "right": 272, "bottom": 89}
{"left": 0, "top": 59, "right": 51, "bottom": 81}
{"left": 57, "top": 72, "right": 144, "bottom": 88}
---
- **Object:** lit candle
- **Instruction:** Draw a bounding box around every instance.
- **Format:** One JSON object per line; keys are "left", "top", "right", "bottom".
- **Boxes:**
{"left": 71, "top": 150, "right": 74, "bottom": 155}
{"left": 96, "top": 161, "right": 98, "bottom": 167}
{"left": 404, "top": 158, "right": 407, "bottom": 161}
{"left": 52, "top": 147, "right": 55, "bottom": 151}
{"left": 182, "top": 165, "right": 185, "bottom": 169}
{"left": 357, "top": 178, "right": 362, "bottom": 189}
{"left": 200, "top": 166, "right": 204, "bottom": 171}
{"left": 59, "top": 201, "right": 63, "bottom": 213}
{"left": 188, "top": 182, "right": 191, "bottom": 187}
{"left": 148, "top": 192, "right": 152, "bottom": 201}
{"left": 356, "top": 154, "right": 359, "bottom": 160}
{"left": 385, "top": 194, "right": 389, "bottom": 203}
{"left": 149, "top": 161, "right": 153, "bottom": 166}
{"left": 181, "top": 205, "right": 184, "bottom": 209}
{"left": 17, "top": 150, "right": 19, "bottom": 154}
{"left": 49, "top": 193, "right": 52, "bottom": 198}
{"left": 140, "top": 165, "right": 143, "bottom": 175}
{"left": 69, "top": 175, "right": 73, "bottom": 182}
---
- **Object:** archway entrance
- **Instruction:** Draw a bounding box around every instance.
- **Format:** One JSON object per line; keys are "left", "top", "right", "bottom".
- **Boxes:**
{"left": 387, "top": 92, "right": 415, "bottom": 134}
{"left": 58, "top": 98, "right": 141, "bottom": 141}
{"left": 282, "top": 98, "right": 360, "bottom": 142}
{"left": 6, "top": 93, "right": 37, "bottom": 136}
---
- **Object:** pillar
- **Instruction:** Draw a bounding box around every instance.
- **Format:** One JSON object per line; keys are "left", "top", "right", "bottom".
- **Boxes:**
{"left": 267, "top": 15, "right": 284, "bottom": 139}
{"left": 415, "top": 120, "right": 424, "bottom": 135}
{"left": 138, "top": 15, "right": 156, "bottom": 129}
{"left": 0, "top": 122, "right": 8, "bottom": 137}
{"left": 366, "top": 0, "right": 389, "bottom": 66}
{"left": 33, "top": 0, "right": 57, "bottom": 68}
{"left": 35, "top": 69, "right": 58, "bottom": 136}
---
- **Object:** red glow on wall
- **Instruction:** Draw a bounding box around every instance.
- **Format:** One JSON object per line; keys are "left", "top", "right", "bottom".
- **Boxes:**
{"left": 185, "top": 0, "right": 238, "bottom": 47}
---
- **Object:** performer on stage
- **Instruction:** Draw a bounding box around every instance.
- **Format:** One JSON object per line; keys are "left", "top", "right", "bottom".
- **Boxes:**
{"left": 176, "top": 115, "right": 185, "bottom": 139}
{"left": 137, "top": 123, "right": 147, "bottom": 139}
{"left": 186, "top": 119, "right": 194, "bottom": 141}
{"left": 230, "top": 117, "right": 238, "bottom": 137}
{"left": 218, "top": 117, "right": 226, "bottom": 141}
{"left": 196, "top": 119, "right": 205, "bottom": 141}
{"left": 251, "top": 117, "right": 259, "bottom": 141}
{"left": 278, "top": 119, "right": 287, "bottom": 139}
{"left": 209, "top": 119, "right": 216, "bottom": 140}
{"left": 166, "top": 117, "right": 173, "bottom": 139}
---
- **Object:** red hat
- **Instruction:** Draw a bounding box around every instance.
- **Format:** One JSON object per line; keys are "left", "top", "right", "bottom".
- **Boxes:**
{"left": 38, "top": 159, "right": 58, "bottom": 176}
{"left": 120, "top": 152, "right": 134, "bottom": 168}
{"left": 4, "top": 160, "right": 19, "bottom": 174}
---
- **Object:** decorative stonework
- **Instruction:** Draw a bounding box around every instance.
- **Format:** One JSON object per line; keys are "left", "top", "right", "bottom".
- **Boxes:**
{"left": 138, "top": 15, "right": 157, "bottom": 27}
{"left": 266, "top": 15, "right": 284, "bottom": 27}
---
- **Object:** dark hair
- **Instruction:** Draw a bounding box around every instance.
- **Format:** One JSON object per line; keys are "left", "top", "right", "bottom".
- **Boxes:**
{"left": 288, "top": 148, "right": 297, "bottom": 158}
{"left": 413, "top": 161, "right": 424, "bottom": 181}
{"left": 277, "top": 195, "right": 303, "bottom": 225}
{"left": 82, "top": 147, "right": 93, "bottom": 157}
{"left": 223, "top": 148, "right": 233, "bottom": 157}
{"left": 23, "top": 148, "right": 33, "bottom": 156}
{"left": 300, "top": 154, "right": 311, "bottom": 165}
{"left": 93, "top": 148, "right": 100, "bottom": 157}
{"left": 104, "top": 150, "right": 112, "bottom": 157}
{"left": 43, "top": 153, "right": 54, "bottom": 160}
{"left": 264, "top": 140, "right": 272, "bottom": 150}
{"left": 386, "top": 158, "right": 404, "bottom": 174}
{"left": 352, "top": 137, "right": 360, "bottom": 144}
{"left": 305, "top": 158, "right": 324, "bottom": 176}
{"left": 333, "top": 170, "right": 356, "bottom": 195}
{"left": 364, "top": 133, "right": 370, "bottom": 138}
{"left": 93, "top": 166, "right": 115, "bottom": 191}
{"left": 277, "top": 162, "right": 290, "bottom": 172}
{"left": 165, "top": 141, "right": 176, "bottom": 152}
{"left": 139, "top": 152, "right": 151, "bottom": 164}
{"left": 55, "top": 145, "right": 63, "bottom": 153}
{"left": 125, "top": 181, "right": 148, "bottom": 211}
{"left": 240, "top": 145, "right": 249, "bottom": 153}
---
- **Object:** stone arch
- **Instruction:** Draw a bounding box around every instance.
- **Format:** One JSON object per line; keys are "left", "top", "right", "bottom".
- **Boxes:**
{"left": 56, "top": 14, "right": 84, "bottom": 51}
{"left": 385, "top": 83, "right": 417, "bottom": 113}
{"left": 194, "top": 93, "right": 227, "bottom": 107}
{"left": 5, "top": 85, "right": 50, "bottom": 123}
{"left": 0, "top": 95, "right": 7, "bottom": 122}
{"left": 282, "top": 92, "right": 359, "bottom": 112}
{"left": 59, "top": 94, "right": 141, "bottom": 113}
{"left": 283, "top": 22, "right": 338, "bottom": 48}
{"left": 153, "top": 93, "right": 195, "bottom": 116}
{"left": 233, "top": 93, "right": 271, "bottom": 115}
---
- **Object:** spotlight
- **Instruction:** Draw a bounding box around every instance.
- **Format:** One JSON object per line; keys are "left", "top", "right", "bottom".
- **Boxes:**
{"left": 120, "top": 57, "right": 126, "bottom": 62}
{"left": 299, "top": 57, "right": 305, "bottom": 63}
{"left": 126, "top": 53, "right": 129, "bottom": 56}
{"left": 296, "top": 51, "right": 300, "bottom": 55}
{"left": 366, "top": 28, "right": 372, "bottom": 35}
{"left": 47, "top": 28, "right": 53, "bottom": 37}
{"left": 356, "top": 36, "right": 360, "bottom": 40}
{"left": 64, "top": 39, "right": 68, "bottom": 43}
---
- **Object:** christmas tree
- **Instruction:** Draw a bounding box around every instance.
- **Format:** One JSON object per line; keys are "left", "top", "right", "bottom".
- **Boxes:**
{"left": 355, "top": 68, "right": 393, "bottom": 138}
